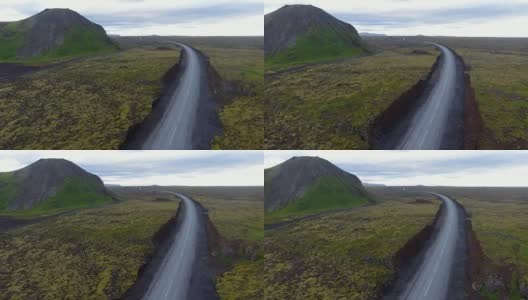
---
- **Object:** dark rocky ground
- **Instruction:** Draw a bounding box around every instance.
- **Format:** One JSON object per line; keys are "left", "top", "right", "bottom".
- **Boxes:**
{"left": 374, "top": 46, "right": 466, "bottom": 150}
{"left": 383, "top": 197, "right": 469, "bottom": 299}
{"left": 121, "top": 46, "right": 222, "bottom": 150}
{"left": 0, "top": 63, "right": 40, "bottom": 83}
{"left": 123, "top": 196, "right": 219, "bottom": 300}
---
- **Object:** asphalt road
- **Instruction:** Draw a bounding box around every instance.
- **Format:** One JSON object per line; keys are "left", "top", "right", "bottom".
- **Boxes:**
{"left": 399, "top": 193, "right": 459, "bottom": 300}
{"left": 143, "top": 193, "right": 200, "bottom": 300}
{"left": 142, "top": 43, "right": 201, "bottom": 150}
{"left": 396, "top": 44, "right": 458, "bottom": 149}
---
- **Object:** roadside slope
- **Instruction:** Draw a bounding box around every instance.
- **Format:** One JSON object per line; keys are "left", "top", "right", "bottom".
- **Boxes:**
{"left": 265, "top": 197, "right": 440, "bottom": 299}
{"left": 395, "top": 193, "right": 467, "bottom": 299}
{"left": 380, "top": 45, "right": 466, "bottom": 150}
{"left": 125, "top": 193, "right": 218, "bottom": 300}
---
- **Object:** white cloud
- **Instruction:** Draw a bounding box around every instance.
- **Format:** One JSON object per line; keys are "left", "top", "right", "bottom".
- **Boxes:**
{"left": 264, "top": 0, "right": 528, "bottom": 37}
{"left": 264, "top": 150, "right": 528, "bottom": 187}
{"left": 0, "top": 150, "right": 264, "bottom": 186}
{"left": 1, "top": 0, "right": 263, "bottom": 36}
{"left": 0, "top": 159, "right": 25, "bottom": 172}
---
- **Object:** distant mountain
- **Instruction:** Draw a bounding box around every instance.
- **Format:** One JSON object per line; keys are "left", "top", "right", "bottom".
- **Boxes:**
{"left": 0, "top": 8, "right": 118, "bottom": 61}
{"left": 265, "top": 156, "right": 371, "bottom": 215}
{"left": 364, "top": 183, "right": 387, "bottom": 187}
{"left": 360, "top": 32, "right": 387, "bottom": 37}
{"left": 0, "top": 158, "right": 112, "bottom": 212}
{"left": 265, "top": 4, "right": 367, "bottom": 65}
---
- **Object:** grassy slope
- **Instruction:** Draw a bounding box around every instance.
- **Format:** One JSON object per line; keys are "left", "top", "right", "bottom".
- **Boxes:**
{"left": 192, "top": 195, "right": 263, "bottom": 300}
{"left": 265, "top": 198, "right": 439, "bottom": 299}
{"left": 0, "top": 21, "right": 29, "bottom": 60}
{"left": 0, "top": 176, "right": 112, "bottom": 216}
{"left": 265, "top": 48, "right": 437, "bottom": 149}
{"left": 266, "top": 176, "right": 370, "bottom": 223}
{"left": 39, "top": 25, "right": 118, "bottom": 60}
{"left": 457, "top": 48, "right": 528, "bottom": 149}
{"left": 0, "top": 199, "right": 179, "bottom": 299}
{"left": 266, "top": 26, "right": 364, "bottom": 67}
{"left": 0, "top": 48, "right": 179, "bottom": 149}
{"left": 458, "top": 197, "right": 528, "bottom": 298}
{"left": 0, "top": 22, "right": 118, "bottom": 62}
{"left": 197, "top": 46, "right": 264, "bottom": 149}
{"left": 0, "top": 173, "right": 20, "bottom": 211}
{"left": 32, "top": 178, "right": 112, "bottom": 212}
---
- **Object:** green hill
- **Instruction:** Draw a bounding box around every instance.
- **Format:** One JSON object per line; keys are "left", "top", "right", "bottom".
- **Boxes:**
{"left": 0, "top": 159, "right": 112, "bottom": 215}
{"left": 0, "top": 8, "right": 118, "bottom": 62}
{"left": 265, "top": 5, "right": 367, "bottom": 66}
{"left": 265, "top": 156, "right": 371, "bottom": 221}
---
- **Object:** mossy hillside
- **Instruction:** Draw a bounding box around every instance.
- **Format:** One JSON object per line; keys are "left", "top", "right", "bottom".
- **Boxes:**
{"left": 266, "top": 176, "right": 370, "bottom": 223}
{"left": 457, "top": 48, "right": 528, "bottom": 149}
{"left": 216, "top": 260, "right": 263, "bottom": 300}
{"left": 0, "top": 48, "right": 179, "bottom": 149}
{"left": 0, "top": 177, "right": 111, "bottom": 217}
{"left": 191, "top": 195, "right": 263, "bottom": 300}
{"left": 31, "top": 177, "right": 112, "bottom": 212}
{"left": 38, "top": 25, "right": 118, "bottom": 60}
{"left": 196, "top": 46, "right": 264, "bottom": 149}
{"left": 0, "top": 199, "right": 179, "bottom": 299}
{"left": 265, "top": 198, "right": 440, "bottom": 299}
{"left": 0, "top": 23, "right": 118, "bottom": 63}
{"left": 0, "top": 172, "right": 20, "bottom": 211}
{"left": 266, "top": 26, "right": 364, "bottom": 67}
{"left": 0, "top": 21, "right": 30, "bottom": 60}
{"left": 458, "top": 197, "right": 528, "bottom": 298}
{"left": 265, "top": 48, "right": 438, "bottom": 149}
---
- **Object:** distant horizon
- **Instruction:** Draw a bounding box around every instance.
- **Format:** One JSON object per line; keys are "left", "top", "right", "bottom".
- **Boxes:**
{"left": 1, "top": 1, "right": 263, "bottom": 36}
{"left": 360, "top": 33, "right": 528, "bottom": 39}
{"left": 265, "top": 1, "right": 528, "bottom": 38}
{"left": 364, "top": 182, "right": 528, "bottom": 188}
{"left": 0, "top": 151, "right": 264, "bottom": 187}
{"left": 265, "top": 151, "right": 528, "bottom": 187}
{"left": 105, "top": 184, "right": 264, "bottom": 187}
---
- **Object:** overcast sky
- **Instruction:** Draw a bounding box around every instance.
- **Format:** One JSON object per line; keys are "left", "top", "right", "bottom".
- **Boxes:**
{"left": 0, "top": 151, "right": 263, "bottom": 186}
{"left": 265, "top": 151, "right": 528, "bottom": 187}
{"left": 265, "top": 0, "right": 528, "bottom": 37}
{"left": 2, "top": 0, "right": 263, "bottom": 36}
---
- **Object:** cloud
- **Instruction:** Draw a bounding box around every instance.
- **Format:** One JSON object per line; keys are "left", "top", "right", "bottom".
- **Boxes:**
{"left": 335, "top": 3, "right": 528, "bottom": 28}
{"left": 1, "top": 0, "right": 263, "bottom": 36}
{"left": 264, "top": 151, "right": 528, "bottom": 187}
{"left": 86, "top": 3, "right": 262, "bottom": 29}
{"left": 265, "top": 0, "right": 528, "bottom": 37}
{"left": 0, "top": 151, "right": 264, "bottom": 186}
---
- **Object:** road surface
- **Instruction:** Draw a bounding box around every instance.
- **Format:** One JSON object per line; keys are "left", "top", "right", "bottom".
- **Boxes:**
{"left": 143, "top": 193, "right": 200, "bottom": 300}
{"left": 396, "top": 44, "right": 458, "bottom": 149}
{"left": 399, "top": 193, "right": 459, "bottom": 300}
{"left": 142, "top": 43, "right": 201, "bottom": 149}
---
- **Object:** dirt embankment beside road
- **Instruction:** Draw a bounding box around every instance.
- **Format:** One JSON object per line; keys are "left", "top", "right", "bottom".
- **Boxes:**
{"left": 381, "top": 201, "right": 445, "bottom": 297}
{"left": 120, "top": 49, "right": 185, "bottom": 149}
{"left": 369, "top": 47, "right": 484, "bottom": 150}
{"left": 384, "top": 197, "right": 470, "bottom": 299}
{"left": 453, "top": 51, "right": 484, "bottom": 150}
{"left": 368, "top": 53, "right": 442, "bottom": 149}
{"left": 120, "top": 46, "right": 224, "bottom": 150}
{"left": 123, "top": 198, "right": 219, "bottom": 300}
{"left": 462, "top": 206, "right": 527, "bottom": 299}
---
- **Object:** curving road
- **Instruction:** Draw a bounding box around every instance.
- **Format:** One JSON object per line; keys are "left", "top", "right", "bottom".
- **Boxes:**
{"left": 143, "top": 193, "right": 200, "bottom": 300}
{"left": 399, "top": 193, "right": 459, "bottom": 300}
{"left": 396, "top": 44, "right": 458, "bottom": 150}
{"left": 142, "top": 43, "right": 202, "bottom": 150}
